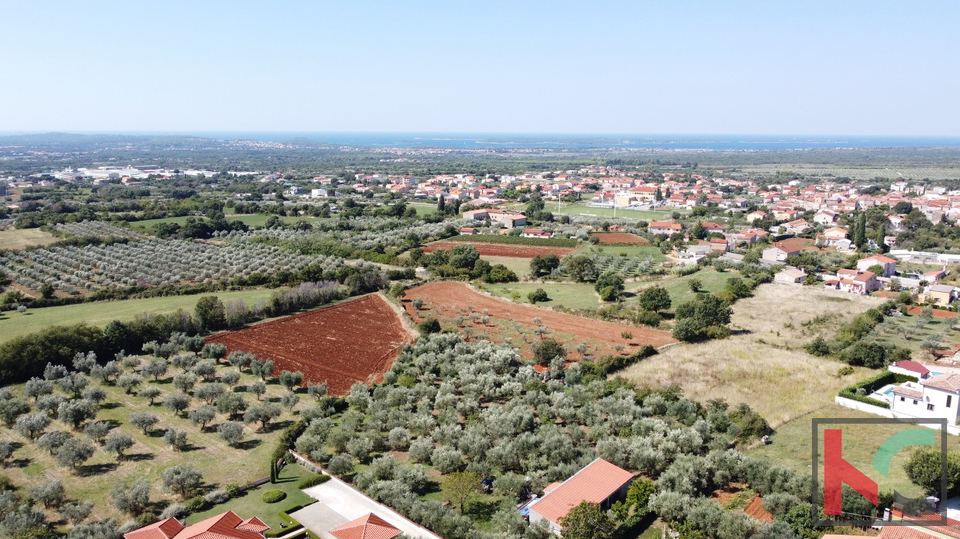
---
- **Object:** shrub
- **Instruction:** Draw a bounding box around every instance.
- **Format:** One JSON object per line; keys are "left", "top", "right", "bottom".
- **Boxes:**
{"left": 262, "top": 490, "right": 287, "bottom": 503}
{"left": 527, "top": 288, "right": 549, "bottom": 304}
{"left": 298, "top": 474, "right": 331, "bottom": 489}
{"left": 418, "top": 318, "right": 441, "bottom": 334}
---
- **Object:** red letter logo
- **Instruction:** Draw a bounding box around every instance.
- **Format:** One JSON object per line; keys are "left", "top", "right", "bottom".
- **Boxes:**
{"left": 824, "top": 429, "right": 878, "bottom": 515}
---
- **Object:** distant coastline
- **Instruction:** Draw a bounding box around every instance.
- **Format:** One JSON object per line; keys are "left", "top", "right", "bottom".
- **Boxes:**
{"left": 2, "top": 131, "right": 960, "bottom": 151}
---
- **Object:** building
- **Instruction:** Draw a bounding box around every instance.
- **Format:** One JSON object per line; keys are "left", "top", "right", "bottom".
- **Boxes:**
{"left": 889, "top": 360, "right": 931, "bottom": 379}
{"left": 857, "top": 255, "right": 897, "bottom": 277}
{"left": 124, "top": 512, "right": 269, "bottom": 539}
{"left": 774, "top": 267, "right": 807, "bottom": 284}
{"left": 891, "top": 373, "right": 960, "bottom": 421}
{"left": 648, "top": 221, "right": 683, "bottom": 235}
{"left": 528, "top": 458, "right": 634, "bottom": 534}
{"left": 522, "top": 228, "right": 554, "bottom": 238}
{"left": 925, "top": 284, "right": 956, "bottom": 306}
{"left": 330, "top": 513, "right": 401, "bottom": 539}
{"left": 462, "top": 209, "right": 527, "bottom": 228}
{"left": 762, "top": 243, "right": 801, "bottom": 262}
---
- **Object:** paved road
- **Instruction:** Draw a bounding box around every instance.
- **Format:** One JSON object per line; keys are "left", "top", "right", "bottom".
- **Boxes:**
{"left": 294, "top": 476, "right": 443, "bottom": 539}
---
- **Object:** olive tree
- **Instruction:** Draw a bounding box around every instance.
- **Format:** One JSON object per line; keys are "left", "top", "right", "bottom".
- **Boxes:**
{"left": 104, "top": 431, "right": 134, "bottom": 460}
{"left": 55, "top": 437, "right": 95, "bottom": 470}
{"left": 217, "top": 421, "right": 245, "bottom": 447}
{"left": 129, "top": 411, "right": 159, "bottom": 434}
{"left": 161, "top": 465, "right": 203, "bottom": 498}
{"left": 111, "top": 478, "right": 151, "bottom": 515}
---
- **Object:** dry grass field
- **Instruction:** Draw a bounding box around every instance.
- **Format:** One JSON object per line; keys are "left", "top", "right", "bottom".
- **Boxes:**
{"left": 619, "top": 283, "right": 885, "bottom": 427}
{"left": 0, "top": 227, "right": 57, "bottom": 250}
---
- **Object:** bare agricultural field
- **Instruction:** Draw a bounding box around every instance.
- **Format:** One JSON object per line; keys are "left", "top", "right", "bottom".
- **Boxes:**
{"left": 0, "top": 227, "right": 57, "bottom": 250}
{"left": 619, "top": 283, "right": 884, "bottom": 427}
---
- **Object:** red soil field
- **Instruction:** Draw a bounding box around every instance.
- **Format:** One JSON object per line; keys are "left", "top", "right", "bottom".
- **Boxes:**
{"left": 207, "top": 294, "right": 412, "bottom": 395}
{"left": 907, "top": 306, "right": 958, "bottom": 319}
{"left": 590, "top": 232, "right": 650, "bottom": 245}
{"left": 402, "top": 281, "right": 676, "bottom": 360}
{"left": 421, "top": 241, "right": 575, "bottom": 258}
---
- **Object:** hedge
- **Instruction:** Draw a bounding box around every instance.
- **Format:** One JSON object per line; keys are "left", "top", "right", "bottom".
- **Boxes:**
{"left": 262, "top": 490, "right": 286, "bottom": 503}
{"left": 297, "top": 474, "right": 331, "bottom": 489}
{"left": 265, "top": 523, "right": 303, "bottom": 538}
{"left": 444, "top": 234, "right": 579, "bottom": 247}
{"left": 838, "top": 371, "right": 919, "bottom": 410}
{"left": 585, "top": 345, "right": 657, "bottom": 376}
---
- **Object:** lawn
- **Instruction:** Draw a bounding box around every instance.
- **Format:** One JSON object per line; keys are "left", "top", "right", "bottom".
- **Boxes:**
{"left": 746, "top": 404, "right": 960, "bottom": 499}
{"left": 480, "top": 255, "right": 532, "bottom": 280}
{"left": 628, "top": 267, "right": 730, "bottom": 306}
{"left": 0, "top": 361, "right": 306, "bottom": 524}
{"left": 620, "top": 283, "right": 886, "bottom": 427}
{"left": 407, "top": 203, "right": 438, "bottom": 216}
{"left": 555, "top": 203, "right": 687, "bottom": 220}
{"left": 188, "top": 462, "right": 317, "bottom": 528}
{"left": 478, "top": 282, "right": 600, "bottom": 311}
{"left": 0, "top": 227, "right": 58, "bottom": 250}
{"left": 0, "top": 289, "right": 276, "bottom": 344}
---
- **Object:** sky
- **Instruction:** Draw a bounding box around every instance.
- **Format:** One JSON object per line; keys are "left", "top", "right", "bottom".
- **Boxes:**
{"left": 1, "top": 1, "right": 958, "bottom": 136}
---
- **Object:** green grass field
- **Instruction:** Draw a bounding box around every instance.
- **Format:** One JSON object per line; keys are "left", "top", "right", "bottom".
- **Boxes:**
{"left": 868, "top": 312, "right": 960, "bottom": 356}
{"left": 188, "top": 462, "right": 316, "bottom": 528}
{"left": 555, "top": 203, "right": 687, "bottom": 220}
{"left": 407, "top": 203, "right": 438, "bottom": 216}
{"left": 480, "top": 255, "right": 532, "bottom": 279}
{"left": 628, "top": 267, "right": 730, "bottom": 306}
{"left": 0, "top": 289, "right": 276, "bottom": 344}
{"left": 129, "top": 214, "right": 324, "bottom": 230}
{"left": 747, "top": 404, "right": 960, "bottom": 499}
{"left": 0, "top": 227, "right": 58, "bottom": 250}
{"left": 479, "top": 282, "right": 600, "bottom": 311}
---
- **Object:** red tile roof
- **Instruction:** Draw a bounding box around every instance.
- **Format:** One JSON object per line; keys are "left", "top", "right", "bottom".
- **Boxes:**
{"left": 894, "top": 360, "right": 930, "bottom": 376}
{"left": 124, "top": 512, "right": 268, "bottom": 539}
{"left": 330, "top": 513, "right": 401, "bottom": 539}
{"left": 529, "top": 458, "right": 634, "bottom": 525}
{"left": 863, "top": 255, "right": 897, "bottom": 264}
{"left": 922, "top": 373, "right": 960, "bottom": 392}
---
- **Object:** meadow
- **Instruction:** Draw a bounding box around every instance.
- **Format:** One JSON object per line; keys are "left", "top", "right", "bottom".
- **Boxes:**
{"left": 0, "top": 227, "right": 58, "bottom": 250}
{"left": 0, "top": 289, "right": 275, "bottom": 344}
{"left": 554, "top": 203, "right": 687, "bottom": 220}
{"left": 620, "top": 283, "right": 885, "bottom": 427}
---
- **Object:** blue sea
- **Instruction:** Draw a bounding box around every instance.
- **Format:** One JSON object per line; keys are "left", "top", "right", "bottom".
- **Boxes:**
{"left": 4, "top": 131, "right": 960, "bottom": 150}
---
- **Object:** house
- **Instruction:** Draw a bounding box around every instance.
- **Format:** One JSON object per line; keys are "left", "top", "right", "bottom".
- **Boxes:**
{"left": 774, "top": 267, "right": 807, "bottom": 284}
{"left": 124, "top": 512, "right": 269, "bottom": 539}
{"left": 528, "top": 458, "right": 634, "bottom": 535}
{"left": 709, "top": 238, "right": 730, "bottom": 252}
{"left": 522, "top": 228, "right": 554, "bottom": 239}
{"left": 925, "top": 284, "right": 955, "bottom": 306}
{"left": 762, "top": 242, "right": 801, "bottom": 262}
{"left": 746, "top": 210, "right": 767, "bottom": 223}
{"left": 701, "top": 222, "right": 725, "bottom": 234}
{"left": 816, "top": 227, "right": 849, "bottom": 247}
{"left": 814, "top": 210, "right": 838, "bottom": 225}
{"left": 889, "top": 360, "right": 931, "bottom": 380}
{"left": 857, "top": 255, "right": 897, "bottom": 277}
{"left": 891, "top": 373, "right": 960, "bottom": 421}
{"left": 784, "top": 218, "right": 811, "bottom": 234}
{"left": 648, "top": 221, "right": 683, "bottom": 235}
{"left": 925, "top": 269, "right": 947, "bottom": 282}
{"left": 463, "top": 209, "right": 527, "bottom": 228}
{"left": 460, "top": 227, "right": 479, "bottom": 235}
{"left": 827, "top": 269, "right": 881, "bottom": 294}
{"left": 330, "top": 513, "right": 401, "bottom": 539}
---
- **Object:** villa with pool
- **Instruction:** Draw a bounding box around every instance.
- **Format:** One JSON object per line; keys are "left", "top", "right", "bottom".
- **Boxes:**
{"left": 879, "top": 360, "right": 960, "bottom": 421}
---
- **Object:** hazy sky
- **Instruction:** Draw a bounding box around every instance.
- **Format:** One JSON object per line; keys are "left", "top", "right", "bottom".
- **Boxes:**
{"left": 2, "top": 1, "right": 958, "bottom": 135}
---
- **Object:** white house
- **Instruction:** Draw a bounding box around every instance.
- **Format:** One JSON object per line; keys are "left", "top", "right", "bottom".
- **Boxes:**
{"left": 891, "top": 373, "right": 960, "bottom": 421}
{"left": 857, "top": 255, "right": 897, "bottom": 277}
{"left": 774, "top": 267, "right": 807, "bottom": 284}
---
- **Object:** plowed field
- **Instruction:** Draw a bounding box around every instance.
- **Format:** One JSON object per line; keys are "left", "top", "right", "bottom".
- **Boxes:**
{"left": 590, "top": 232, "right": 649, "bottom": 244}
{"left": 421, "top": 242, "right": 575, "bottom": 258}
{"left": 402, "top": 281, "right": 675, "bottom": 359}
{"left": 207, "top": 294, "right": 412, "bottom": 395}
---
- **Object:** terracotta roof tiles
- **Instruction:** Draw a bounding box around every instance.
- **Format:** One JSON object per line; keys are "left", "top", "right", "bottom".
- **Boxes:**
{"left": 529, "top": 458, "right": 634, "bottom": 525}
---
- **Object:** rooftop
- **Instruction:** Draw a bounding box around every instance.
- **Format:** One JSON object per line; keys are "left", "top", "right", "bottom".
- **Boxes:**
{"left": 529, "top": 458, "right": 634, "bottom": 524}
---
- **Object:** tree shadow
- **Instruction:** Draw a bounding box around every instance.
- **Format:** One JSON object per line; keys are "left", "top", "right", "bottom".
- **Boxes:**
{"left": 182, "top": 443, "right": 205, "bottom": 452}
{"left": 124, "top": 452, "right": 155, "bottom": 462}
{"left": 235, "top": 439, "right": 261, "bottom": 450}
{"left": 81, "top": 462, "right": 118, "bottom": 476}
{"left": 100, "top": 402, "right": 122, "bottom": 410}
{"left": 103, "top": 419, "right": 123, "bottom": 429}
{"left": 10, "top": 458, "right": 32, "bottom": 468}
{"left": 731, "top": 328, "right": 752, "bottom": 336}
{"left": 467, "top": 498, "right": 500, "bottom": 521}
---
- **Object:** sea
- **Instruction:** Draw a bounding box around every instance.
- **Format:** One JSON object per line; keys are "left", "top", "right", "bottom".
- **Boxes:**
{"left": 3, "top": 132, "right": 960, "bottom": 151}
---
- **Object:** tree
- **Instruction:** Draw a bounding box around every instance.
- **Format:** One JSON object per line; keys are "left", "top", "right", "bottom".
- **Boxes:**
{"left": 442, "top": 471, "right": 481, "bottom": 513}
{"left": 55, "top": 437, "right": 95, "bottom": 469}
{"left": 530, "top": 254, "right": 561, "bottom": 277}
{"left": 307, "top": 382, "right": 328, "bottom": 401}
{"left": 81, "top": 386, "right": 107, "bottom": 405}
{"left": 249, "top": 380, "right": 267, "bottom": 401}
{"left": 59, "top": 500, "right": 94, "bottom": 525}
{"left": 565, "top": 256, "right": 597, "bottom": 282}
{"left": 244, "top": 403, "right": 281, "bottom": 431}
{"left": 251, "top": 359, "right": 275, "bottom": 381}
{"left": 279, "top": 370, "right": 304, "bottom": 392}
{"left": 164, "top": 428, "right": 188, "bottom": 451}
{"left": 129, "top": 411, "right": 159, "bottom": 434}
{"left": 57, "top": 373, "right": 89, "bottom": 399}
{"left": 37, "top": 430, "right": 72, "bottom": 455}
{"left": 450, "top": 244, "right": 480, "bottom": 270}
{"left": 103, "top": 431, "right": 134, "bottom": 460}
{"left": 195, "top": 383, "right": 226, "bottom": 404}
{"left": 188, "top": 405, "right": 217, "bottom": 431}
{"left": 639, "top": 286, "right": 672, "bottom": 313}
{"left": 137, "top": 386, "right": 162, "bottom": 405}
{"left": 201, "top": 343, "right": 227, "bottom": 363}
{"left": 532, "top": 338, "right": 566, "bottom": 366}
{"left": 419, "top": 317, "right": 441, "bottom": 334}
{"left": 217, "top": 421, "right": 245, "bottom": 447}
{"left": 528, "top": 288, "right": 549, "bottom": 304}
{"left": 194, "top": 296, "right": 226, "bottom": 330}
{"left": 111, "top": 478, "right": 150, "bottom": 515}
{"left": 116, "top": 373, "right": 143, "bottom": 395}
{"left": 217, "top": 392, "right": 247, "bottom": 418}
{"left": 559, "top": 501, "right": 616, "bottom": 539}
{"left": 725, "top": 277, "right": 752, "bottom": 299}
{"left": 29, "top": 479, "right": 65, "bottom": 508}
{"left": 162, "top": 392, "right": 191, "bottom": 417}
{"left": 0, "top": 399, "right": 30, "bottom": 427}
{"left": 58, "top": 399, "right": 98, "bottom": 430}
{"left": 14, "top": 413, "right": 50, "bottom": 439}
{"left": 82, "top": 421, "right": 111, "bottom": 444}
{"left": 904, "top": 447, "right": 960, "bottom": 494}
{"left": 595, "top": 272, "right": 625, "bottom": 298}
{"left": 172, "top": 372, "right": 197, "bottom": 394}
{"left": 24, "top": 378, "right": 53, "bottom": 402}
{"left": 161, "top": 465, "right": 203, "bottom": 499}
{"left": 854, "top": 213, "right": 867, "bottom": 249}
{"left": 688, "top": 278, "right": 703, "bottom": 293}
{"left": 143, "top": 359, "right": 168, "bottom": 381}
